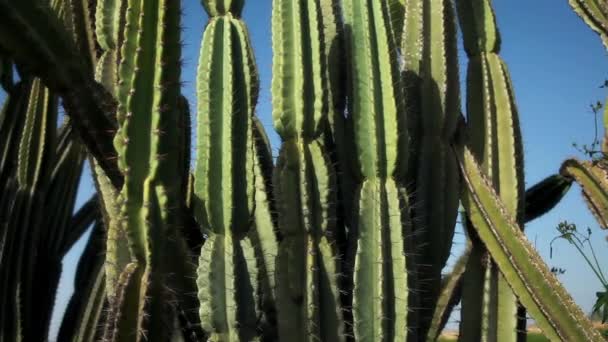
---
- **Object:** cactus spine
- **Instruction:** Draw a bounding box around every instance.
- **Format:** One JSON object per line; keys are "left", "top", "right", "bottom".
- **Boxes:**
{"left": 401, "top": 0, "right": 461, "bottom": 335}
{"left": 271, "top": 0, "right": 345, "bottom": 340}
{"left": 342, "top": 0, "right": 412, "bottom": 340}
{"left": 195, "top": 1, "right": 278, "bottom": 340}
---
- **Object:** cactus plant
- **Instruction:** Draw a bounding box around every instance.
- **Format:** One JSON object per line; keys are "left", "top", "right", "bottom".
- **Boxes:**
{"left": 194, "top": 1, "right": 278, "bottom": 340}
{"left": 271, "top": 0, "right": 345, "bottom": 340}
{"left": 401, "top": 1, "right": 461, "bottom": 335}
{"left": 0, "top": 0, "right": 607, "bottom": 341}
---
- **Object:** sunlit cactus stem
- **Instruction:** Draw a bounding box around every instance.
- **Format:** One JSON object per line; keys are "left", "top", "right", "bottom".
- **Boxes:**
{"left": 195, "top": 0, "right": 278, "bottom": 340}
{"left": 105, "top": 0, "right": 192, "bottom": 340}
{"left": 342, "top": 0, "right": 413, "bottom": 340}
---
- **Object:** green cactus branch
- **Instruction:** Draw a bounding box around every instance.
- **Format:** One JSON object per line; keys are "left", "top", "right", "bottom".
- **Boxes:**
{"left": 561, "top": 159, "right": 608, "bottom": 229}
{"left": 524, "top": 174, "right": 574, "bottom": 223}
{"left": 458, "top": 146, "right": 604, "bottom": 341}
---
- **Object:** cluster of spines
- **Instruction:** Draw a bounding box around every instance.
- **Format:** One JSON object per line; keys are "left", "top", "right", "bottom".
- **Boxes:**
{"left": 194, "top": 0, "right": 278, "bottom": 340}
{"left": 271, "top": 0, "right": 345, "bottom": 340}
{"left": 455, "top": 0, "right": 526, "bottom": 340}
{"left": 400, "top": 0, "right": 461, "bottom": 335}
{"left": 341, "top": 0, "right": 413, "bottom": 340}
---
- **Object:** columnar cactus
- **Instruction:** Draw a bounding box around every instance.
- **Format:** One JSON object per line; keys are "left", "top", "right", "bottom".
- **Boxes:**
{"left": 455, "top": 0, "right": 527, "bottom": 340}
{"left": 271, "top": 0, "right": 345, "bottom": 340}
{"left": 0, "top": 1, "right": 607, "bottom": 341}
{"left": 401, "top": 1, "right": 461, "bottom": 335}
{"left": 342, "top": 0, "right": 413, "bottom": 340}
{"left": 104, "top": 0, "right": 193, "bottom": 340}
{"left": 194, "top": 0, "right": 278, "bottom": 340}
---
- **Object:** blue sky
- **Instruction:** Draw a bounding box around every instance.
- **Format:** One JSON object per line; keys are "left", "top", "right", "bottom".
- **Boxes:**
{"left": 46, "top": 0, "right": 608, "bottom": 337}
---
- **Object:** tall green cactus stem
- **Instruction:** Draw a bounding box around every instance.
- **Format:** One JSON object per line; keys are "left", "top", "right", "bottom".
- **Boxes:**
{"left": 458, "top": 147, "right": 604, "bottom": 342}
{"left": 456, "top": 0, "right": 526, "bottom": 340}
{"left": 109, "top": 0, "right": 189, "bottom": 339}
{"left": 342, "top": 0, "right": 413, "bottom": 340}
{"left": 401, "top": 0, "right": 461, "bottom": 334}
{"left": 561, "top": 159, "right": 608, "bottom": 229}
{"left": 195, "top": 1, "right": 277, "bottom": 339}
{"left": 271, "top": 0, "right": 345, "bottom": 340}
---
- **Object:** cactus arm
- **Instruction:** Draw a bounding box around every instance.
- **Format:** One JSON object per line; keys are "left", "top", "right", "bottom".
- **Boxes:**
{"left": 569, "top": 0, "right": 608, "bottom": 50}
{"left": 524, "top": 174, "right": 574, "bottom": 223}
{"left": 561, "top": 159, "right": 608, "bottom": 229}
{"left": 458, "top": 146, "right": 604, "bottom": 342}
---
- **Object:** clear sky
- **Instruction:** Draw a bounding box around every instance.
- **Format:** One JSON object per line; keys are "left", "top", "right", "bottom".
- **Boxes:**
{"left": 47, "top": 0, "right": 608, "bottom": 338}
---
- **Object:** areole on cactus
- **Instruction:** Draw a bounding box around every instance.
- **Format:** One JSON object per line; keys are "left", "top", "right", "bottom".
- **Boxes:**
{"left": 0, "top": 0, "right": 605, "bottom": 341}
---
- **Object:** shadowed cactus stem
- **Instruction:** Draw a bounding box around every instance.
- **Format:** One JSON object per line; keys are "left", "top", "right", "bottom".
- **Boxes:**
{"left": 271, "top": 0, "right": 345, "bottom": 340}
{"left": 342, "top": 0, "right": 414, "bottom": 340}
{"left": 401, "top": 0, "right": 461, "bottom": 335}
